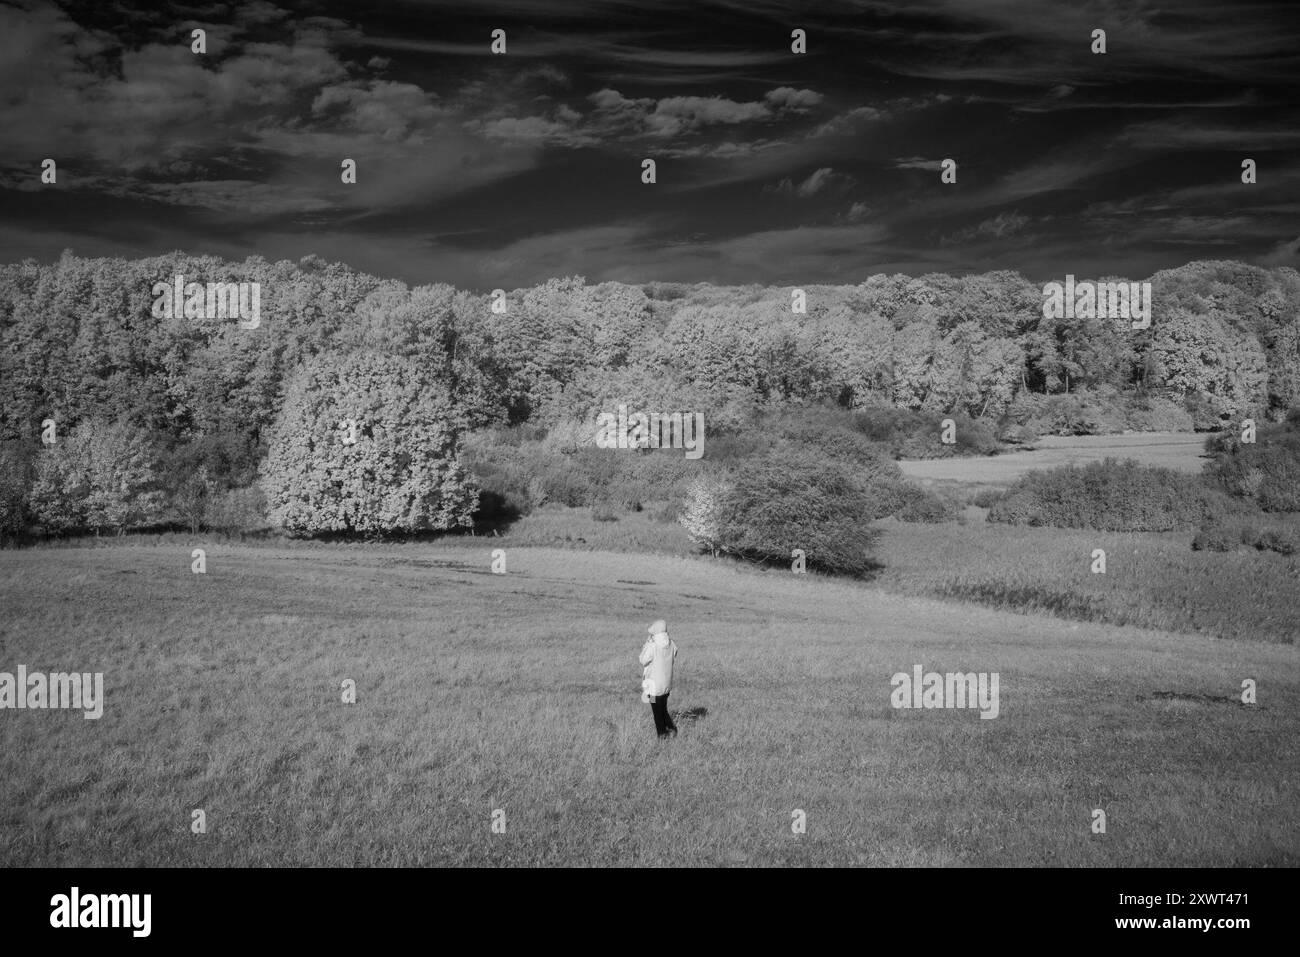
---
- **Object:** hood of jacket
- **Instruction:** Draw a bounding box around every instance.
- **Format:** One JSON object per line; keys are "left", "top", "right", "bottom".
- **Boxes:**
{"left": 651, "top": 631, "right": 670, "bottom": 646}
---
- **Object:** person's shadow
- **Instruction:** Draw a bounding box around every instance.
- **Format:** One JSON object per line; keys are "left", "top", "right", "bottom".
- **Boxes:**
{"left": 672, "top": 706, "right": 708, "bottom": 723}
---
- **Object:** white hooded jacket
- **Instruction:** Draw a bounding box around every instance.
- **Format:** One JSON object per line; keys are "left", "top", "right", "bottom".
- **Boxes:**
{"left": 639, "top": 631, "right": 678, "bottom": 697}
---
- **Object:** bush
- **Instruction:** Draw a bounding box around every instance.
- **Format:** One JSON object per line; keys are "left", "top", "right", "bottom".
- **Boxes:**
{"left": 1190, "top": 522, "right": 1238, "bottom": 552}
{"left": 1183, "top": 391, "right": 1225, "bottom": 431}
{"left": 535, "top": 459, "right": 597, "bottom": 507}
{"left": 948, "top": 416, "right": 1001, "bottom": 457}
{"left": 465, "top": 421, "right": 712, "bottom": 524}
{"left": 1125, "top": 396, "right": 1194, "bottom": 432}
{"left": 207, "top": 485, "right": 268, "bottom": 537}
{"left": 159, "top": 430, "right": 262, "bottom": 494}
{"left": 774, "top": 421, "right": 900, "bottom": 483}
{"left": 1203, "top": 413, "right": 1300, "bottom": 512}
{"left": 1193, "top": 515, "right": 1300, "bottom": 555}
{"left": 473, "top": 406, "right": 987, "bottom": 538}
{"left": 706, "top": 450, "right": 880, "bottom": 576}
{"left": 1021, "top": 392, "right": 1127, "bottom": 436}
{"left": 892, "top": 483, "right": 953, "bottom": 522}
{"left": 678, "top": 473, "right": 730, "bottom": 556}
{"left": 989, "top": 458, "right": 1247, "bottom": 531}
{"left": 760, "top": 411, "right": 956, "bottom": 521}
{"left": 1256, "top": 527, "right": 1299, "bottom": 555}
{"left": 997, "top": 422, "right": 1039, "bottom": 445}
{"left": 850, "top": 406, "right": 1001, "bottom": 458}
{"left": 461, "top": 429, "right": 546, "bottom": 518}
{"left": 969, "top": 488, "right": 1005, "bottom": 509}
{"left": 591, "top": 501, "right": 620, "bottom": 522}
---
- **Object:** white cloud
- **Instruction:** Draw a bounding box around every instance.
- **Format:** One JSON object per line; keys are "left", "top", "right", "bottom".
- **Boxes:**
{"left": 763, "top": 87, "right": 824, "bottom": 112}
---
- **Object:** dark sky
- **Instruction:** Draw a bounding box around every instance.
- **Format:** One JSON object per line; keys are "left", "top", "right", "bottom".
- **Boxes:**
{"left": 2, "top": 0, "right": 1297, "bottom": 288}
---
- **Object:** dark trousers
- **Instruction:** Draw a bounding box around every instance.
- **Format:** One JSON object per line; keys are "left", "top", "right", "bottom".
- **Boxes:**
{"left": 650, "top": 693, "right": 677, "bottom": 737}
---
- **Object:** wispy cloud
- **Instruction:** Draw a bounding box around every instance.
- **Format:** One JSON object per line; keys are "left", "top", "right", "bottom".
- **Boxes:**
{"left": 766, "top": 167, "right": 855, "bottom": 198}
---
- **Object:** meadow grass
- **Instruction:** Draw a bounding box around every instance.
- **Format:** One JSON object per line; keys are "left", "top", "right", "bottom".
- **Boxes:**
{"left": 43, "top": 497, "right": 1299, "bottom": 646}
{"left": 870, "top": 519, "right": 1300, "bottom": 645}
{"left": 487, "top": 506, "right": 1300, "bottom": 645}
{"left": 1, "top": 542, "right": 1296, "bottom": 866}
{"left": 897, "top": 432, "right": 1210, "bottom": 485}
{"left": 465, "top": 502, "right": 696, "bottom": 557}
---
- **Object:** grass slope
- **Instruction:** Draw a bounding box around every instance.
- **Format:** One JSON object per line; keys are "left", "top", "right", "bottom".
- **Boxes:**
{"left": 1, "top": 543, "right": 1296, "bottom": 866}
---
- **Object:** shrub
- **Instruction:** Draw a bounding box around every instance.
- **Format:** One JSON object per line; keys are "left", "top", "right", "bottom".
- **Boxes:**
{"left": 709, "top": 450, "right": 880, "bottom": 576}
{"left": 678, "top": 474, "right": 731, "bottom": 556}
{"left": 535, "top": 460, "right": 596, "bottom": 507}
{"left": 526, "top": 476, "right": 548, "bottom": 510}
{"left": 1190, "top": 523, "right": 1237, "bottom": 552}
{"left": 591, "top": 501, "right": 620, "bottom": 522}
{"left": 774, "top": 423, "right": 899, "bottom": 482}
{"left": 1183, "top": 391, "right": 1225, "bottom": 431}
{"left": 989, "top": 458, "right": 1246, "bottom": 531}
{"left": 948, "top": 416, "right": 1001, "bottom": 457}
{"left": 997, "top": 422, "right": 1039, "bottom": 445}
{"left": 850, "top": 406, "right": 1000, "bottom": 458}
{"left": 207, "top": 485, "right": 268, "bottom": 537}
{"left": 461, "top": 428, "right": 548, "bottom": 518}
{"left": 159, "top": 429, "right": 262, "bottom": 495}
{"left": 465, "top": 422, "right": 711, "bottom": 523}
{"left": 1125, "top": 396, "right": 1194, "bottom": 432}
{"left": 1256, "top": 527, "right": 1299, "bottom": 555}
{"left": 1023, "top": 393, "right": 1128, "bottom": 436}
{"left": 969, "top": 488, "right": 1005, "bottom": 509}
{"left": 892, "top": 483, "right": 953, "bottom": 523}
{"left": 1193, "top": 515, "right": 1300, "bottom": 555}
{"left": 1202, "top": 413, "right": 1300, "bottom": 512}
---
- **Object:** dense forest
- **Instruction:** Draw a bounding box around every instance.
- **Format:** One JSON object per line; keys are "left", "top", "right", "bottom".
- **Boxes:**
{"left": 1, "top": 252, "right": 1298, "bottom": 548}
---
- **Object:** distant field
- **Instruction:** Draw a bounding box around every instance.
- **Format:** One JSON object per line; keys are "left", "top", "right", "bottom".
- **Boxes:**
{"left": 899, "top": 433, "right": 1211, "bottom": 486}
{"left": 869, "top": 520, "right": 1299, "bottom": 645}
{"left": 1, "top": 543, "right": 1295, "bottom": 866}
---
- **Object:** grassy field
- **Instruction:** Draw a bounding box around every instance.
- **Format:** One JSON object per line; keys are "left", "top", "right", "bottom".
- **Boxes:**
{"left": 870, "top": 519, "right": 1300, "bottom": 645}
{"left": 898, "top": 433, "right": 1211, "bottom": 486}
{"left": 461, "top": 503, "right": 1300, "bottom": 644}
{"left": 1, "top": 541, "right": 1296, "bottom": 866}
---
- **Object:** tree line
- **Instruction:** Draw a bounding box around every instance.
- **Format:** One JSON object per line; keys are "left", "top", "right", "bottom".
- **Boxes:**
{"left": 0, "top": 251, "right": 1296, "bottom": 541}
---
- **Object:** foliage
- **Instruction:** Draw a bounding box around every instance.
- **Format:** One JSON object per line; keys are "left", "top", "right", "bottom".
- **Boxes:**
{"left": 206, "top": 485, "right": 269, "bottom": 536}
{"left": 1192, "top": 514, "right": 1300, "bottom": 555}
{"left": 0, "top": 441, "right": 36, "bottom": 543}
{"left": 1202, "top": 409, "right": 1300, "bottom": 511}
{"left": 988, "top": 458, "right": 1247, "bottom": 532}
{"left": 261, "top": 353, "right": 477, "bottom": 534}
{"left": 2, "top": 253, "right": 1298, "bottom": 541}
{"left": 678, "top": 474, "right": 731, "bottom": 556}
{"left": 1124, "top": 396, "right": 1195, "bottom": 432}
{"left": 27, "top": 419, "right": 164, "bottom": 534}
{"left": 708, "top": 450, "right": 881, "bottom": 576}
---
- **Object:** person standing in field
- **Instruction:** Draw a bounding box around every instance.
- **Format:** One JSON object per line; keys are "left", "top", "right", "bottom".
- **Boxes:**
{"left": 639, "top": 619, "right": 679, "bottom": 739}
